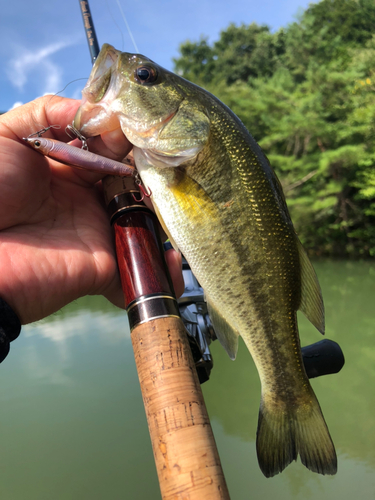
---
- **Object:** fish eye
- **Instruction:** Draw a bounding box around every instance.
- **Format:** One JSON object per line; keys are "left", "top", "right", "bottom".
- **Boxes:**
{"left": 135, "top": 66, "right": 158, "bottom": 85}
{"left": 34, "top": 140, "right": 41, "bottom": 148}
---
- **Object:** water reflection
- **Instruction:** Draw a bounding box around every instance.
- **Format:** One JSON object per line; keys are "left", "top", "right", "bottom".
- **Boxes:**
{"left": 0, "top": 262, "right": 374, "bottom": 499}
{"left": 17, "top": 298, "right": 130, "bottom": 386}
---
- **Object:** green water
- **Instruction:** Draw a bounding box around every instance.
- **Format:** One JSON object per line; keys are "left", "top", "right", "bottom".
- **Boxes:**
{"left": 0, "top": 261, "right": 374, "bottom": 499}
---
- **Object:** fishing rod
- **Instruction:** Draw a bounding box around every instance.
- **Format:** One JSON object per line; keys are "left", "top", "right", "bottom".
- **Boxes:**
{"left": 77, "top": 2, "right": 230, "bottom": 498}
{"left": 79, "top": 0, "right": 100, "bottom": 64}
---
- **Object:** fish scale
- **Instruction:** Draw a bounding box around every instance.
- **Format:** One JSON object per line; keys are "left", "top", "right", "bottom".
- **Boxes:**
{"left": 74, "top": 43, "right": 337, "bottom": 478}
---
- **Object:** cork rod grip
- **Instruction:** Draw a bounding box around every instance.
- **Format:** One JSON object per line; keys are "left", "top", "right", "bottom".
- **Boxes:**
{"left": 131, "top": 316, "right": 230, "bottom": 499}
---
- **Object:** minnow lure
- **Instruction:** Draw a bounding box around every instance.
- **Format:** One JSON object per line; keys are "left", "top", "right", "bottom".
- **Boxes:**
{"left": 23, "top": 134, "right": 134, "bottom": 177}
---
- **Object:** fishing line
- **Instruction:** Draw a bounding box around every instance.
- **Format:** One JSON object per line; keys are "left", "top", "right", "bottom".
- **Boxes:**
{"left": 105, "top": 0, "right": 125, "bottom": 51}
{"left": 37, "top": 1, "right": 140, "bottom": 137}
{"left": 47, "top": 77, "right": 89, "bottom": 102}
{"left": 114, "top": 0, "right": 139, "bottom": 53}
{"left": 103, "top": 0, "right": 139, "bottom": 53}
{"left": 34, "top": 77, "right": 88, "bottom": 136}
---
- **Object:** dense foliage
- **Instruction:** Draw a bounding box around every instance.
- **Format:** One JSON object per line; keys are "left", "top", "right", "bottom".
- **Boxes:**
{"left": 174, "top": 0, "right": 375, "bottom": 257}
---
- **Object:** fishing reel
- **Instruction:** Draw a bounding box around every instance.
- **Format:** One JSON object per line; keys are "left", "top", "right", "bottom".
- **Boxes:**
{"left": 163, "top": 241, "right": 215, "bottom": 384}
{"left": 178, "top": 258, "right": 216, "bottom": 384}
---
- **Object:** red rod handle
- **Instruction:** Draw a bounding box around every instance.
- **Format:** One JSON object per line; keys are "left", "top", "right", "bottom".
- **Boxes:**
{"left": 114, "top": 210, "right": 174, "bottom": 305}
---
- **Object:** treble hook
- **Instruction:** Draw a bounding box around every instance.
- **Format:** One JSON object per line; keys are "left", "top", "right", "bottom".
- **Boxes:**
{"left": 132, "top": 183, "right": 152, "bottom": 202}
{"left": 65, "top": 123, "right": 88, "bottom": 150}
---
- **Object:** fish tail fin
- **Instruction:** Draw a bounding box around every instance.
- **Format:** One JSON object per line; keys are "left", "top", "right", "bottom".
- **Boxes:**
{"left": 256, "top": 393, "right": 337, "bottom": 478}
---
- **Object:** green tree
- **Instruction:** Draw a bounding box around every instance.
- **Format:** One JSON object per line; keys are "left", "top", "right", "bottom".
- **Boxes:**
{"left": 283, "top": 0, "right": 375, "bottom": 79}
{"left": 174, "top": 23, "right": 285, "bottom": 86}
{"left": 174, "top": 37, "right": 216, "bottom": 84}
{"left": 173, "top": 0, "right": 375, "bottom": 257}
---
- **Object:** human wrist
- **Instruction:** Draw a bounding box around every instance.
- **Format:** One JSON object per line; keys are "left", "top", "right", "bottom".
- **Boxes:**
{"left": 0, "top": 296, "right": 21, "bottom": 363}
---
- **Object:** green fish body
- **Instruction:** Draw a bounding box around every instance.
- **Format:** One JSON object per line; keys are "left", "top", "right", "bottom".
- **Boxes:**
{"left": 74, "top": 44, "right": 337, "bottom": 477}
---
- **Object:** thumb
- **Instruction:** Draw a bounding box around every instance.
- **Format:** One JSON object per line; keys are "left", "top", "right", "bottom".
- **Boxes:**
{"left": 88, "top": 128, "right": 132, "bottom": 161}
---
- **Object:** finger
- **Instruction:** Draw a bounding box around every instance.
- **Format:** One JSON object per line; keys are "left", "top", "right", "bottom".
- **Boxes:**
{"left": 50, "top": 129, "right": 133, "bottom": 186}
{"left": 88, "top": 128, "right": 132, "bottom": 161}
{"left": 0, "top": 96, "right": 80, "bottom": 143}
{"left": 165, "top": 249, "right": 184, "bottom": 298}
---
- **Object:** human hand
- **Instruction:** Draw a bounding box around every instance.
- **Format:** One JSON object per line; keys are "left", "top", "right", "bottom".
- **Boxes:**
{"left": 0, "top": 96, "right": 183, "bottom": 325}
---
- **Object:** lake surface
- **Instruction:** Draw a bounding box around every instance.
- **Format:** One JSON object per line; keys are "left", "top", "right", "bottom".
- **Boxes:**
{"left": 0, "top": 260, "right": 374, "bottom": 499}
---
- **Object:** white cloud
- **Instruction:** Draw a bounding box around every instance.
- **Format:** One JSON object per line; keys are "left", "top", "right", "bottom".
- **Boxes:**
{"left": 21, "top": 309, "right": 130, "bottom": 385}
{"left": 8, "top": 101, "right": 23, "bottom": 110}
{"left": 24, "top": 309, "right": 130, "bottom": 344}
{"left": 6, "top": 39, "right": 77, "bottom": 95}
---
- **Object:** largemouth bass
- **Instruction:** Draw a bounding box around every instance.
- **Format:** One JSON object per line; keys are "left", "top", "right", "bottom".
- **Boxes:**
{"left": 74, "top": 44, "right": 337, "bottom": 477}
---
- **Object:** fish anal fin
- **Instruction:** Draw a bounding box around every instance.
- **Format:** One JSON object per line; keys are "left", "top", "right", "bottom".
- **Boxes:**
{"left": 206, "top": 299, "right": 239, "bottom": 360}
{"left": 256, "top": 393, "right": 337, "bottom": 477}
{"left": 297, "top": 240, "right": 325, "bottom": 335}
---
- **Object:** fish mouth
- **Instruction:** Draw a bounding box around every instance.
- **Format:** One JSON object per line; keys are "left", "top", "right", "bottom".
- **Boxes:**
{"left": 73, "top": 44, "right": 123, "bottom": 137}
{"left": 74, "top": 104, "right": 176, "bottom": 148}
{"left": 73, "top": 42, "right": 177, "bottom": 144}
{"left": 73, "top": 104, "right": 122, "bottom": 137}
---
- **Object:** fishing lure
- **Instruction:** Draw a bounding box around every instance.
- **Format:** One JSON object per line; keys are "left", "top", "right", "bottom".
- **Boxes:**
{"left": 23, "top": 126, "right": 134, "bottom": 177}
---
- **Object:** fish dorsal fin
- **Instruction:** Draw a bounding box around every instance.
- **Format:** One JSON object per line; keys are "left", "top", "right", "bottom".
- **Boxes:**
{"left": 206, "top": 299, "right": 239, "bottom": 360}
{"left": 297, "top": 239, "right": 325, "bottom": 334}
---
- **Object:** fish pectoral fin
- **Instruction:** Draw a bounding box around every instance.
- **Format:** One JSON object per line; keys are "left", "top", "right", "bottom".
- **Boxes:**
{"left": 151, "top": 200, "right": 179, "bottom": 252}
{"left": 297, "top": 239, "right": 325, "bottom": 335}
{"left": 206, "top": 299, "right": 239, "bottom": 360}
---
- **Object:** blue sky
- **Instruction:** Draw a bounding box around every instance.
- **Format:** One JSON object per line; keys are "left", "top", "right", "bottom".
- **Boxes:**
{"left": 0, "top": 0, "right": 316, "bottom": 112}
